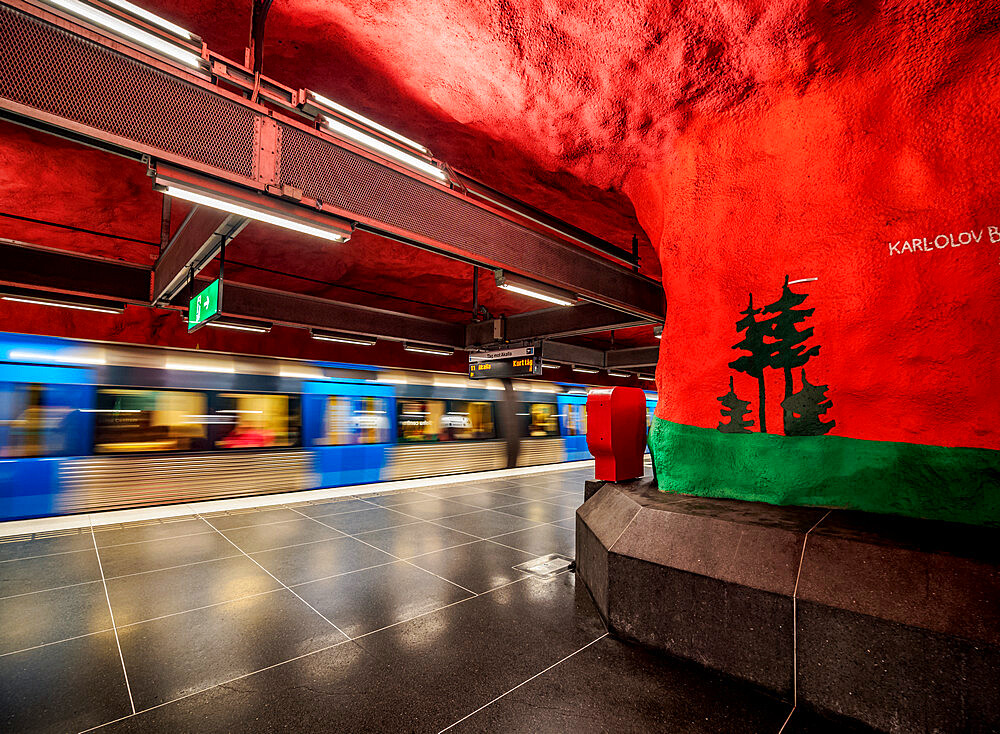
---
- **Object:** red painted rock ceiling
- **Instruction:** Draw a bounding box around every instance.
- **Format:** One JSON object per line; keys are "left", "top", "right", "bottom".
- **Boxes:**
{"left": 1, "top": 1, "right": 998, "bottom": 448}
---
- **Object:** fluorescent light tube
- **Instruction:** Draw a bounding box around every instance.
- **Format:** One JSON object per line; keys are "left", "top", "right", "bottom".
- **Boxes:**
{"left": 498, "top": 283, "right": 575, "bottom": 307}
{"left": 572, "top": 366, "right": 599, "bottom": 374}
{"left": 494, "top": 271, "right": 577, "bottom": 307}
{"left": 46, "top": 0, "right": 201, "bottom": 67}
{"left": 2, "top": 295, "right": 122, "bottom": 314}
{"left": 208, "top": 321, "right": 270, "bottom": 334}
{"left": 104, "top": 0, "right": 193, "bottom": 39}
{"left": 607, "top": 371, "right": 628, "bottom": 377}
{"left": 311, "top": 93, "right": 431, "bottom": 155}
{"left": 162, "top": 186, "right": 347, "bottom": 243}
{"left": 325, "top": 118, "right": 447, "bottom": 183}
{"left": 403, "top": 343, "right": 454, "bottom": 356}
{"left": 311, "top": 329, "right": 377, "bottom": 346}
{"left": 542, "top": 363, "right": 560, "bottom": 369}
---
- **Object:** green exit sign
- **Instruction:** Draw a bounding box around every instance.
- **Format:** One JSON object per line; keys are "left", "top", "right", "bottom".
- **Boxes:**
{"left": 188, "top": 278, "right": 221, "bottom": 332}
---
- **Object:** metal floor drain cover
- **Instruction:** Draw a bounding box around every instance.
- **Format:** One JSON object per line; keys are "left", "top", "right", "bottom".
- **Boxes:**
{"left": 514, "top": 553, "right": 574, "bottom": 578}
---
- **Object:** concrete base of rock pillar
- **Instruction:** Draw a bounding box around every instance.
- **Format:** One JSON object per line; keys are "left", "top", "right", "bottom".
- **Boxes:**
{"left": 575, "top": 480, "right": 1000, "bottom": 733}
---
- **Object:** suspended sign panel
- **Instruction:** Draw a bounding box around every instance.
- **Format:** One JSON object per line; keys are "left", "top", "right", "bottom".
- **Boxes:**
{"left": 188, "top": 278, "right": 221, "bottom": 332}
{"left": 469, "top": 343, "right": 543, "bottom": 379}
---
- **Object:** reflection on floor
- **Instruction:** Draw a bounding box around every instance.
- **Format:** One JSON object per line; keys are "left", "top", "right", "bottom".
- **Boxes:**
{"left": 0, "top": 466, "right": 864, "bottom": 733}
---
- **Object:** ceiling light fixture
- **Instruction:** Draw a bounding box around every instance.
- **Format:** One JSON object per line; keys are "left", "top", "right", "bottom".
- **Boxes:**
{"left": 309, "top": 93, "right": 432, "bottom": 156}
{"left": 572, "top": 366, "right": 599, "bottom": 374}
{"left": 310, "top": 329, "right": 377, "bottom": 346}
{"left": 494, "top": 271, "right": 577, "bottom": 307}
{"left": 542, "top": 362, "right": 560, "bottom": 369}
{"left": 159, "top": 185, "right": 349, "bottom": 243}
{"left": 654, "top": 324, "right": 663, "bottom": 340}
{"left": 323, "top": 118, "right": 448, "bottom": 184}
{"left": 1, "top": 290, "right": 124, "bottom": 315}
{"left": 43, "top": 0, "right": 202, "bottom": 67}
{"left": 207, "top": 318, "right": 272, "bottom": 334}
{"left": 403, "top": 343, "right": 454, "bottom": 357}
{"left": 607, "top": 370, "right": 628, "bottom": 378}
{"left": 103, "top": 0, "right": 193, "bottom": 39}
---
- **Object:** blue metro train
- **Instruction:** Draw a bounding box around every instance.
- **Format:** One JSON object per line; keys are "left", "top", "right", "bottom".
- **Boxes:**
{"left": 0, "top": 332, "right": 656, "bottom": 521}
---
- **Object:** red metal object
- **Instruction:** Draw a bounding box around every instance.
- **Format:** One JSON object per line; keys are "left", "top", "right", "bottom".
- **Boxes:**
{"left": 587, "top": 387, "right": 648, "bottom": 482}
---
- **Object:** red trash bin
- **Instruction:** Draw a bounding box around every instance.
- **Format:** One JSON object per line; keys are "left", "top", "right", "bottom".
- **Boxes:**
{"left": 586, "top": 387, "right": 648, "bottom": 482}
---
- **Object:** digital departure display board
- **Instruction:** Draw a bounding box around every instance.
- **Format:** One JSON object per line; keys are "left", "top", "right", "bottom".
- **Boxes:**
{"left": 469, "top": 344, "right": 543, "bottom": 379}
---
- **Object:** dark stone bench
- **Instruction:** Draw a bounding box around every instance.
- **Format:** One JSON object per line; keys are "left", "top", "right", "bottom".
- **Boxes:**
{"left": 576, "top": 480, "right": 1000, "bottom": 733}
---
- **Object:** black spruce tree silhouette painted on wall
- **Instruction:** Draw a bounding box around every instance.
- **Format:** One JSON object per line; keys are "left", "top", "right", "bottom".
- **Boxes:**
{"left": 728, "top": 293, "right": 775, "bottom": 433}
{"left": 780, "top": 369, "right": 836, "bottom": 436}
{"left": 717, "top": 376, "right": 754, "bottom": 433}
{"left": 763, "top": 275, "right": 821, "bottom": 434}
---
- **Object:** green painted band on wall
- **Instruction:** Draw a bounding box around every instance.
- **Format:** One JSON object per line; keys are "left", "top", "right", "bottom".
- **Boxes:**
{"left": 648, "top": 418, "right": 1000, "bottom": 527}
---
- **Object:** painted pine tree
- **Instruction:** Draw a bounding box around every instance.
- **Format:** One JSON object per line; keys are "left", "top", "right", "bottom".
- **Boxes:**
{"left": 717, "top": 376, "right": 754, "bottom": 433}
{"left": 780, "top": 369, "right": 836, "bottom": 436}
{"left": 764, "top": 275, "right": 821, "bottom": 433}
{"left": 729, "top": 293, "right": 774, "bottom": 432}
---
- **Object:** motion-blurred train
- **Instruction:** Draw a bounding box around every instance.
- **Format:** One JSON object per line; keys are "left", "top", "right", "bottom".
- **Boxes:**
{"left": 0, "top": 332, "right": 656, "bottom": 521}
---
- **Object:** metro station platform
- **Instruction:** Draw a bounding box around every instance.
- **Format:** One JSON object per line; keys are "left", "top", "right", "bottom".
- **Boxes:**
{"left": 0, "top": 463, "right": 867, "bottom": 733}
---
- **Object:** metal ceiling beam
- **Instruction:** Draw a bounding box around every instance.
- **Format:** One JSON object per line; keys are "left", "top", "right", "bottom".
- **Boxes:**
{"left": 216, "top": 282, "right": 465, "bottom": 348}
{"left": 0, "top": 239, "right": 151, "bottom": 302}
{"left": 466, "top": 302, "right": 650, "bottom": 347}
{"left": 606, "top": 346, "right": 659, "bottom": 368}
{"left": 152, "top": 206, "right": 248, "bottom": 305}
{"left": 540, "top": 340, "right": 605, "bottom": 368}
{"left": 0, "top": 0, "right": 664, "bottom": 320}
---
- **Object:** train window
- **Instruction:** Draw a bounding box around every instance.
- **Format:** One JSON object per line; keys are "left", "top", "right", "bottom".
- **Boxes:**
{"left": 321, "top": 395, "right": 391, "bottom": 445}
{"left": 213, "top": 393, "right": 301, "bottom": 449}
{"left": 564, "top": 403, "right": 588, "bottom": 436}
{"left": 0, "top": 383, "right": 77, "bottom": 458}
{"left": 443, "top": 401, "right": 496, "bottom": 440}
{"left": 520, "top": 402, "right": 560, "bottom": 438}
{"left": 397, "top": 399, "right": 444, "bottom": 442}
{"left": 93, "top": 389, "right": 211, "bottom": 453}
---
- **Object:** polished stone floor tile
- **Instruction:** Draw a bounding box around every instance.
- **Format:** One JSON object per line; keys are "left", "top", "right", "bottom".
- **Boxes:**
{"left": 543, "top": 492, "right": 586, "bottom": 509}
{"left": 294, "top": 499, "right": 375, "bottom": 517}
{"left": 311, "top": 506, "right": 419, "bottom": 535}
{"left": 363, "top": 491, "right": 437, "bottom": 507}
{"left": 94, "top": 518, "right": 208, "bottom": 547}
{"left": 494, "top": 500, "right": 576, "bottom": 524}
{"left": 433, "top": 509, "right": 541, "bottom": 539}
{"left": 355, "top": 522, "right": 479, "bottom": 559}
{"left": 490, "top": 485, "right": 568, "bottom": 501}
{"left": 0, "top": 630, "right": 132, "bottom": 734}
{"left": 551, "top": 516, "right": 577, "bottom": 530}
{"left": 99, "top": 575, "right": 602, "bottom": 733}
{"left": 448, "top": 636, "right": 791, "bottom": 734}
{"left": 98, "top": 530, "right": 237, "bottom": 578}
{"left": 416, "top": 483, "right": 486, "bottom": 499}
{"left": 407, "top": 540, "right": 534, "bottom": 594}
{"left": 204, "top": 507, "right": 304, "bottom": 530}
{"left": 378, "top": 496, "right": 484, "bottom": 520}
{"left": 107, "top": 555, "right": 281, "bottom": 626}
{"left": 489, "top": 524, "right": 576, "bottom": 558}
{"left": 0, "top": 580, "right": 110, "bottom": 655}
{"left": 447, "top": 491, "right": 531, "bottom": 511}
{"left": 252, "top": 535, "right": 396, "bottom": 587}
{"left": 0, "top": 530, "right": 95, "bottom": 561}
{"left": 294, "top": 561, "right": 473, "bottom": 637}
{"left": 117, "top": 588, "right": 348, "bottom": 709}
{"left": 0, "top": 547, "right": 102, "bottom": 596}
{"left": 221, "top": 518, "right": 343, "bottom": 553}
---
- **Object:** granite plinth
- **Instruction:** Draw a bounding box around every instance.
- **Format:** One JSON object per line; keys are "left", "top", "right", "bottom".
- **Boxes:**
{"left": 576, "top": 480, "right": 1000, "bottom": 734}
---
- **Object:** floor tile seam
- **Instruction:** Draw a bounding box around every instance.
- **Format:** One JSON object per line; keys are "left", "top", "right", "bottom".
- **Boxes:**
{"left": 285, "top": 560, "right": 404, "bottom": 590}
{"left": 94, "top": 528, "right": 222, "bottom": 551}
{"left": 0, "top": 627, "right": 116, "bottom": 659}
{"left": 195, "top": 514, "right": 352, "bottom": 643}
{"left": 341, "top": 519, "right": 430, "bottom": 538}
{"left": 360, "top": 503, "right": 502, "bottom": 544}
{"left": 437, "top": 499, "right": 535, "bottom": 515}
{"left": 102, "top": 552, "right": 246, "bottom": 582}
{"left": 481, "top": 536, "right": 548, "bottom": 557}
{"left": 89, "top": 516, "right": 137, "bottom": 715}
{"left": 436, "top": 632, "right": 610, "bottom": 733}
{"left": 358, "top": 498, "right": 499, "bottom": 521}
{"left": 0, "top": 577, "right": 105, "bottom": 601}
{"left": 304, "top": 504, "right": 414, "bottom": 521}
{"left": 207, "top": 515, "right": 331, "bottom": 533}
{"left": 436, "top": 506, "right": 549, "bottom": 525}
{"left": 77, "top": 571, "right": 545, "bottom": 734}
{"left": 487, "top": 505, "right": 572, "bottom": 524}
{"left": 285, "top": 507, "right": 478, "bottom": 597}
{"left": 0, "top": 544, "right": 97, "bottom": 564}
